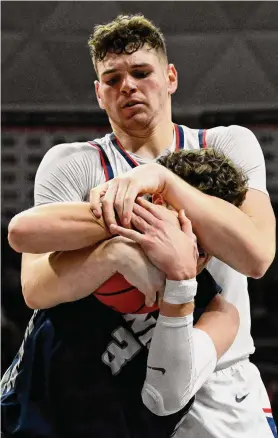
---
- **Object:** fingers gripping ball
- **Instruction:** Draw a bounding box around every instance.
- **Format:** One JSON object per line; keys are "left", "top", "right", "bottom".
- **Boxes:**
{"left": 94, "top": 273, "right": 158, "bottom": 314}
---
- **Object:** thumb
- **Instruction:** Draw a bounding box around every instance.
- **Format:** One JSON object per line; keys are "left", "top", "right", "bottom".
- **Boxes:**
{"left": 89, "top": 183, "right": 108, "bottom": 217}
{"left": 178, "top": 210, "right": 193, "bottom": 234}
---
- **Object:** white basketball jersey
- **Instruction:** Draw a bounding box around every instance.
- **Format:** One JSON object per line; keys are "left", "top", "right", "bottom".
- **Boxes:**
{"left": 35, "top": 123, "right": 269, "bottom": 367}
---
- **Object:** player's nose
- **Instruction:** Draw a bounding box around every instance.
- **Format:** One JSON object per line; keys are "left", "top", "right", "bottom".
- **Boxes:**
{"left": 120, "top": 75, "right": 137, "bottom": 94}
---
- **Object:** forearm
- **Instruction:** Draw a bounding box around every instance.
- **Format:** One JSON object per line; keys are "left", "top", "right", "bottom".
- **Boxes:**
{"left": 8, "top": 202, "right": 110, "bottom": 253}
{"left": 22, "top": 239, "right": 117, "bottom": 309}
{"left": 142, "top": 311, "right": 217, "bottom": 416}
{"left": 142, "top": 280, "right": 238, "bottom": 416}
{"left": 163, "top": 170, "right": 274, "bottom": 277}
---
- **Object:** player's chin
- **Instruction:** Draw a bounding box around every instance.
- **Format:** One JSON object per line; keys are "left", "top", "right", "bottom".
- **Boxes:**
{"left": 123, "top": 113, "right": 152, "bottom": 129}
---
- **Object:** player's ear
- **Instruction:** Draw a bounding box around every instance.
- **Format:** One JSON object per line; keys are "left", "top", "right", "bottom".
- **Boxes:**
{"left": 167, "top": 64, "right": 178, "bottom": 95}
{"left": 152, "top": 193, "right": 164, "bottom": 205}
{"left": 94, "top": 80, "right": 105, "bottom": 110}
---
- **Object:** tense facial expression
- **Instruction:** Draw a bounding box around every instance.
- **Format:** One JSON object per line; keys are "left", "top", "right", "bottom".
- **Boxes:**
{"left": 95, "top": 47, "right": 177, "bottom": 131}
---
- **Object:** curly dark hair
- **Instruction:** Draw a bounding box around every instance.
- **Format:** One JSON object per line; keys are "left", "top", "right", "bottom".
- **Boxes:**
{"left": 88, "top": 14, "right": 167, "bottom": 73}
{"left": 158, "top": 149, "right": 248, "bottom": 207}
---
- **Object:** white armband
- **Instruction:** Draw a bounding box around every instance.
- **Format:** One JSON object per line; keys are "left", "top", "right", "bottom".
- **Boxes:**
{"left": 163, "top": 278, "right": 197, "bottom": 305}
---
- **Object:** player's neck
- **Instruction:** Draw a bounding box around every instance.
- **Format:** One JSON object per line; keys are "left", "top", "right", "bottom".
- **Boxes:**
{"left": 112, "top": 120, "right": 174, "bottom": 160}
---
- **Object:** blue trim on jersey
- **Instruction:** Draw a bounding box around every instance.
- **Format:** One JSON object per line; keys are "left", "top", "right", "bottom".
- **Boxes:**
{"left": 198, "top": 129, "right": 205, "bottom": 148}
{"left": 176, "top": 125, "right": 184, "bottom": 149}
{"left": 267, "top": 417, "right": 278, "bottom": 438}
{"left": 92, "top": 141, "right": 115, "bottom": 181}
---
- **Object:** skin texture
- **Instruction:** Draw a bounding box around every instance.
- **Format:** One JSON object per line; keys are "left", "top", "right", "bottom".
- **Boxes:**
{"left": 89, "top": 47, "right": 275, "bottom": 278}
{"left": 95, "top": 47, "right": 178, "bottom": 159}
{"left": 90, "top": 163, "right": 275, "bottom": 278}
{"left": 110, "top": 197, "right": 199, "bottom": 282}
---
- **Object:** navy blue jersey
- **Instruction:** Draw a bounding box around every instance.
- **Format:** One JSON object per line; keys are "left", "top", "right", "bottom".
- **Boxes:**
{"left": 1, "top": 268, "right": 221, "bottom": 437}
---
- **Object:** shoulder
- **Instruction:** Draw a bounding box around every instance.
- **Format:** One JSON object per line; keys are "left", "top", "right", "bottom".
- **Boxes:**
{"left": 34, "top": 139, "right": 108, "bottom": 204}
{"left": 38, "top": 141, "right": 101, "bottom": 172}
{"left": 205, "top": 125, "right": 268, "bottom": 192}
{"left": 206, "top": 125, "right": 260, "bottom": 148}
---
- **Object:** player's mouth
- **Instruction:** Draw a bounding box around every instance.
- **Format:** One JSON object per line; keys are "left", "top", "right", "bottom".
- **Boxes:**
{"left": 122, "top": 100, "right": 144, "bottom": 109}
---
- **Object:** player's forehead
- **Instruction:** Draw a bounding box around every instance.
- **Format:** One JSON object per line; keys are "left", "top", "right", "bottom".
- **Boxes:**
{"left": 97, "top": 47, "right": 164, "bottom": 78}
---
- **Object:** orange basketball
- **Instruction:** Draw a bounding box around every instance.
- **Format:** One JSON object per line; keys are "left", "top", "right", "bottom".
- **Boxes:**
{"left": 94, "top": 273, "right": 159, "bottom": 314}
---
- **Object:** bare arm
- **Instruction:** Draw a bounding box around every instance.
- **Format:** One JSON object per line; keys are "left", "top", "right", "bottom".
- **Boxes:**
{"left": 8, "top": 202, "right": 110, "bottom": 254}
{"left": 91, "top": 166, "right": 275, "bottom": 278}
{"left": 90, "top": 126, "right": 276, "bottom": 278}
{"left": 163, "top": 174, "right": 276, "bottom": 278}
{"left": 21, "top": 239, "right": 117, "bottom": 309}
{"left": 22, "top": 237, "right": 165, "bottom": 310}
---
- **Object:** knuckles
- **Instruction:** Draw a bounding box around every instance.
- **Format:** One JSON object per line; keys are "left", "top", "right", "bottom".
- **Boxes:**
{"left": 114, "top": 200, "right": 122, "bottom": 211}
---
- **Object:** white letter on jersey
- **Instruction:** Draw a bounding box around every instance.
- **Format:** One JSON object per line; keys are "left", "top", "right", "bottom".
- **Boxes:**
{"left": 102, "top": 326, "right": 141, "bottom": 375}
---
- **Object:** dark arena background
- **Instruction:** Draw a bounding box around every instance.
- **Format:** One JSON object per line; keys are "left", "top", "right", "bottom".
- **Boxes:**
{"left": 2, "top": 0, "right": 278, "bottom": 423}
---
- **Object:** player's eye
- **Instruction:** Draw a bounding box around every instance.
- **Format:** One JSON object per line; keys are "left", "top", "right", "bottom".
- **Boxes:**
{"left": 106, "top": 76, "right": 119, "bottom": 86}
{"left": 132, "top": 70, "right": 151, "bottom": 79}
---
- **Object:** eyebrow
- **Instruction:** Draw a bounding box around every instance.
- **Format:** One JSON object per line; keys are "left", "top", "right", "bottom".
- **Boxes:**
{"left": 101, "top": 63, "right": 151, "bottom": 77}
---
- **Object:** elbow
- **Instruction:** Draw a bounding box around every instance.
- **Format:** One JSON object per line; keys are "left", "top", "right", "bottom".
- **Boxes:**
{"left": 248, "top": 249, "right": 275, "bottom": 279}
{"left": 22, "top": 277, "right": 50, "bottom": 310}
{"left": 142, "top": 384, "right": 191, "bottom": 416}
{"left": 250, "top": 267, "right": 267, "bottom": 280}
{"left": 24, "top": 299, "right": 38, "bottom": 310}
{"left": 8, "top": 215, "right": 29, "bottom": 253}
{"left": 22, "top": 280, "right": 38, "bottom": 309}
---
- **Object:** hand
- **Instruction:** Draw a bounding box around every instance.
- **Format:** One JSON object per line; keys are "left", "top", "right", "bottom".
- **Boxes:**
{"left": 89, "top": 163, "right": 169, "bottom": 228}
{"left": 110, "top": 198, "right": 198, "bottom": 281}
{"left": 110, "top": 236, "right": 166, "bottom": 307}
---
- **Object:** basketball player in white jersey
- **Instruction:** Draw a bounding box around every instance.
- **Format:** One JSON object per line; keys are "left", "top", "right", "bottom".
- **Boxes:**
{"left": 7, "top": 13, "right": 276, "bottom": 438}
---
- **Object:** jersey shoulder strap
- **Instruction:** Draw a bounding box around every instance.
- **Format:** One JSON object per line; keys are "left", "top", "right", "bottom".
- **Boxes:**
{"left": 88, "top": 140, "right": 114, "bottom": 182}
{"left": 109, "top": 133, "right": 139, "bottom": 169}
{"left": 198, "top": 128, "right": 207, "bottom": 149}
{"left": 175, "top": 124, "right": 185, "bottom": 150}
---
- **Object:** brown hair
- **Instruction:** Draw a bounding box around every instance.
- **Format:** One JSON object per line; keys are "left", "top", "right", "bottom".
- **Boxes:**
{"left": 158, "top": 148, "right": 248, "bottom": 207}
{"left": 88, "top": 14, "right": 167, "bottom": 73}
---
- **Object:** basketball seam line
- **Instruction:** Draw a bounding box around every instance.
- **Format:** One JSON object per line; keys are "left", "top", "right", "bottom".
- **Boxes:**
{"left": 94, "top": 286, "right": 135, "bottom": 296}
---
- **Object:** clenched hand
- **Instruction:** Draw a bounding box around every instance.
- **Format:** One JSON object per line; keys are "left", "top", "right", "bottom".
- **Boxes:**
{"left": 110, "top": 198, "right": 198, "bottom": 281}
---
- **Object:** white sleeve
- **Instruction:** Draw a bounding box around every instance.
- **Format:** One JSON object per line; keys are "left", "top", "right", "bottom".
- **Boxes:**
{"left": 34, "top": 142, "right": 104, "bottom": 206}
{"left": 207, "top": 125, "right": 268, "bottom": 195}
{"left": 142, "top": 285, "right": 217, "bottom": 416}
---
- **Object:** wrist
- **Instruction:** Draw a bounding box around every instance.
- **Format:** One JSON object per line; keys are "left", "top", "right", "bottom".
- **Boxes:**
{"left": 102, "top": 237, "right": 123, "bottom": 271}
{"left": 161, "top": 167, "right": 178, "bottom": 198}
{"left": 164, "top": 278, "right": 197, "bottom": 305}
{"left": 107, "top": 237, "right": 138, "bottom": 273}
{"left": 160, "top": 301, "right": 194, "bottom": 317}
{"left": 155, "top": 164, "right": 172, "bottom": 195}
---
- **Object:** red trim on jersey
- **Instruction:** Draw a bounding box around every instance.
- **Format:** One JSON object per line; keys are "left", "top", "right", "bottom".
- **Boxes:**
{"left": 114, "top": 137, "right": 139, "bottom": 167}
{"left": 263, "top": 408, "right": 272, "bottom": 413}
{"left": 174, "top": 124, "right": 180, "bottom": 151}
{"left": 88, "top": 141, "right": 110, "bottom": 182}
